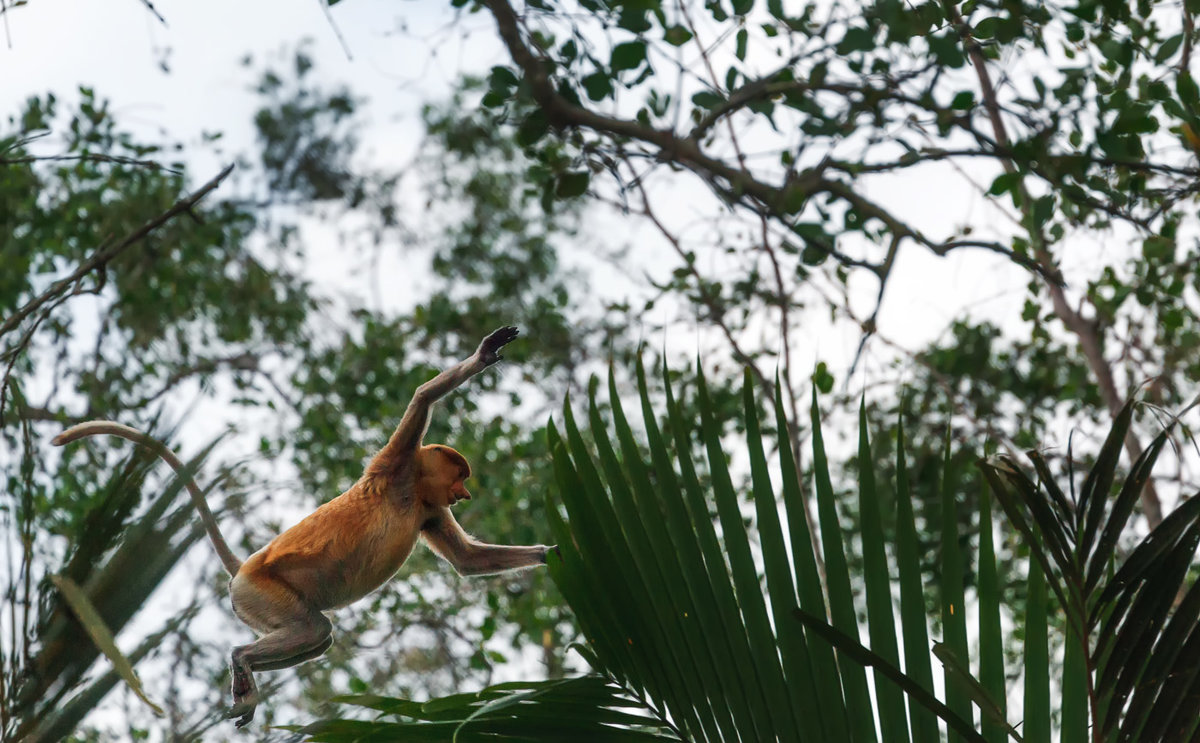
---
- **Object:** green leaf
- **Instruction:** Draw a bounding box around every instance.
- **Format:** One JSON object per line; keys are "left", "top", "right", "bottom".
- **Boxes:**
{"left": 837, "top": 26, "right": 876, "bottom": 54}
{"left": 774, "top": 374, "right": 851, "bottom": 742}
{"left": 698, "top": 369, "right": 801, "bottom": 738}
{"left": 581, "top": 72, "right": 614, "bottom": 101}
{"left": 811, "top": 388, "right": 879, "bottom": 743}
{"left": 928, "top": 31, "right": 966, "bottom": 67}
{"left": 489, "top": 65, "right": 518, "bottom": 91}
{"left": 1177, "top": 71, "right": 1200, "bottom": 109}
{"left": 1024, "top": 560, "right": 1051, "bottom": 743}
{"left": 480, "top": 91, "right": 507, "bottom": 109}
{"left": 517, "top": 110, "right": 550, "bottom": 146}
{"left": 938, "top": 439, "right": 973, "bottom": 741}
{"left": 743, "top": 370, "right": 822, "bottom": 739}
{"left": 1078, "top": 397, "right": 1136, "bottom": 569}
{"left": 635, "top": 362, "right": 755, "bottom": 742}
{"left": 692, "top": 90, "right": 724, "bottom": 109}
{"left": 1097, "top": 520, "right": 1200, "bottom": 737}
{"left": 51, "top": 575, "right": 164, "bottom": 717}
{"left": 1061, "top": 625, "right": 1087, "bottom": 743}
{"left": 976, "top": 484, "right": 1007, "bottom": 743}
{"left": 736, "top": 29, "right": 748, "bottom": 60}
{"left": 893, "top": 416, "right": 940, "bottom": 743}
{"left": 973, "top": 17, "right": 999, "bottom": 38}
{"left": 801, "top": 242, "right": 829, "bottom": 265}
{"left": 585, "top": 380, "right": 716, "bottom": 741}
{"left": 1085, "top": 421, "right": 1177, "bottom": 596}
{"left": 451, "top": 681, "right": 562, "bottom": 742}
{"left": 812, "top": 361, "right": 834, "bottom": 393}
{"left": 663, "top": 25, "right": 694, "bottom": 46}
{"left": 950, "top": 91, "right": 976, "bottom": 110}
{"left": 731, "top": 0, "right": 754, "bottom": 14}
{"left": 555, "top": 171, "right": 590, "bottom": 198}
{"left": 1093, "top": 495, "right": 1200, "bottom": 632}
{"left": 559, "top": 401, "right": 696, "bottom": 731}
{"left": 662, "top": 364, "right": 780, "bottom": 735}
{"left": 1156, "top": 34, "right": 1184, "bottom": 63}
{"left": 1032, "top": 195, "right": 1055, "bottom": 227}
{"left": 611, "top": 41, "right": 648, "bottom": 73}
{"left": 987, "top": 171, "right": 1021, "bottom": 196}
{"left": 1128, "top": 570, "right": 1200, "bottom": 740}
{"left": 857, "top": 401, "right": 911, "bottom": 743}
{"left": 980, "top": 459, "right": 1074, "bottom": 618}
{"left": 931, "top": 642, "right": 1020, "bottom": 741}
{"left": 305, "top": 678, "right": 679, "bottom": 741}
{"left": 546, "top": 431, "right": 635, "bottom": 684}
{"left": 1143, "top": 235, "right": 1175, "bottom": 261}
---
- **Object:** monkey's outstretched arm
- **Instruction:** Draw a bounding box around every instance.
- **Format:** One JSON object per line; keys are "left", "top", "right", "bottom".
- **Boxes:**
{"left": 421, "top": 507, "right": 549, "bottom": 576}
{"left": 371, "top": 326, "right": 519, "bottom": 472}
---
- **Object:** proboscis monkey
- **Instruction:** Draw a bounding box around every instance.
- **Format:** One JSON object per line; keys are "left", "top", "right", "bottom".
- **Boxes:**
{"left": 52, "top": 326, "right": 552, "bottom": 727}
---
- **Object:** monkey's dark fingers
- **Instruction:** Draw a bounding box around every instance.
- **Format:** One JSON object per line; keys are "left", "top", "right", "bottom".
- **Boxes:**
{"left": 485, "top": 325, "right": 519, "bottom": 348}
{"left": 478, "top": 326, "right": 520, "bottom": 364}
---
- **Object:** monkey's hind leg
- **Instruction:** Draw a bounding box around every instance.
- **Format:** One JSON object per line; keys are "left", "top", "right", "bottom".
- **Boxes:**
{"left": 228, "top": 575, "right": 333, "bottom": 727}
{"left": 227, "top": 614, "right": 332, "bottom": 727}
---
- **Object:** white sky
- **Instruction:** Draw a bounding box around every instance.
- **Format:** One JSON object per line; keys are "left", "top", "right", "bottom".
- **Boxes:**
{"left": 0, "top": 0, "right": 1151, "bottom": 736}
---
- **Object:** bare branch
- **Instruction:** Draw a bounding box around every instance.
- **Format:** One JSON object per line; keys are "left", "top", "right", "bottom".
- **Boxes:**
{"left": 818, "top": 178, "right": 1064, "bottom": 285}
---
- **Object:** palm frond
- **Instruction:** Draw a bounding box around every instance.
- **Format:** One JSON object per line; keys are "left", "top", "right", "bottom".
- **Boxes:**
{"left": 309, "top": 361, "right": 1020, "bottom": 741}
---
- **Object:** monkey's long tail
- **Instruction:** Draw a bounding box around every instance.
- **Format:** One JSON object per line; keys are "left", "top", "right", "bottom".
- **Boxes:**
{"left": 53, "top": 421, "right": 245, "bottom": 577}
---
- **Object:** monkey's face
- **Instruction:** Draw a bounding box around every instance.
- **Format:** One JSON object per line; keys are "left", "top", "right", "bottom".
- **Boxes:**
{"left": 418, "top": 445, "right": 473, "bottom": 509}
{"left": 449, "top": 479, "right": 471, "bottom": 505}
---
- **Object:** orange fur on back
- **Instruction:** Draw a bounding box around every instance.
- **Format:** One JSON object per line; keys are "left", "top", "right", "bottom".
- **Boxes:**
{"left": 243, "top": 480, "right": 424, "bottom": 611}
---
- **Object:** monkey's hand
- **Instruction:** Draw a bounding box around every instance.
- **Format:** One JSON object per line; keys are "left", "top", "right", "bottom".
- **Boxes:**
{"left": 476, "top": 326, "right": 519, "bottom": 367}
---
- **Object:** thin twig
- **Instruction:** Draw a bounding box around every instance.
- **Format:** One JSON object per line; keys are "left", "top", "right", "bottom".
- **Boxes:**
{"left": 317, "top": 0, "right": 354, "bottom": 60}
{"left": 1, "top": 153, "right": 182, "bottom": 173}
{"left": 0, "top": 163, "right": 234, "bottom": 341}
{"left": 138, "top": 0, "right": 167, "bottom": 25}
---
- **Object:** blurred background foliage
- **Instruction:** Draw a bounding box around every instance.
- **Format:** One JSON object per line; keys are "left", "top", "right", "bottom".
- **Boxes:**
{"left": 0, "top": 53, "right": 636, "bottom": 740}
{"left": 4, "top": 0, "right": 1200, "bottom": 735}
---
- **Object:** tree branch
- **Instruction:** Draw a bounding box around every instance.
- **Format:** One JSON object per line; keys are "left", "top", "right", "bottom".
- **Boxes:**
{"left": 480, "top": 0, "right": 821, "bottom": 214}
{"left": 0, "top": 163, "right": 235, "bottom": 342}
{"left": 482, "top": 0, "right": 1060, "bottom": 285}
{"left": 945, "top": 2, "right": 1163, "bottom": 526}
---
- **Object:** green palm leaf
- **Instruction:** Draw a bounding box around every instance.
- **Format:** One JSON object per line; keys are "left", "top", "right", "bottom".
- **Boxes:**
{"left": 981, "top": 394, "right": 1200, "bottom": 743}
{"left": 306, "top": 362, "right": 1025, "bottom": 741}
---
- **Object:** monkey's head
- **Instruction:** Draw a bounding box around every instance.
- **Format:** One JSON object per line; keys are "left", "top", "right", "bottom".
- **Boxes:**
{"left": 416, "top": 444, "right": 472, "bottom": 508}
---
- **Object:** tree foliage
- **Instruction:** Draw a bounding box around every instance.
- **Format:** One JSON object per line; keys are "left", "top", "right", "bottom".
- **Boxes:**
{"left": 0, "top": 53, "right": 614, "bottom": 740}
{"left": 448, "top": 0, "right": 1200, "bottom": 527}
{"left": 8, "top": 0, "right": 1200, "bottom": 736}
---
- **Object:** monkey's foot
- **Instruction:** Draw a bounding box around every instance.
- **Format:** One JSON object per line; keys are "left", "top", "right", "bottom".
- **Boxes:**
{"left": 229, "top": 669, "right": 259, "bottom": 728}
{"left": 228, "top": 696, "right": 259, "bottom": 728}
